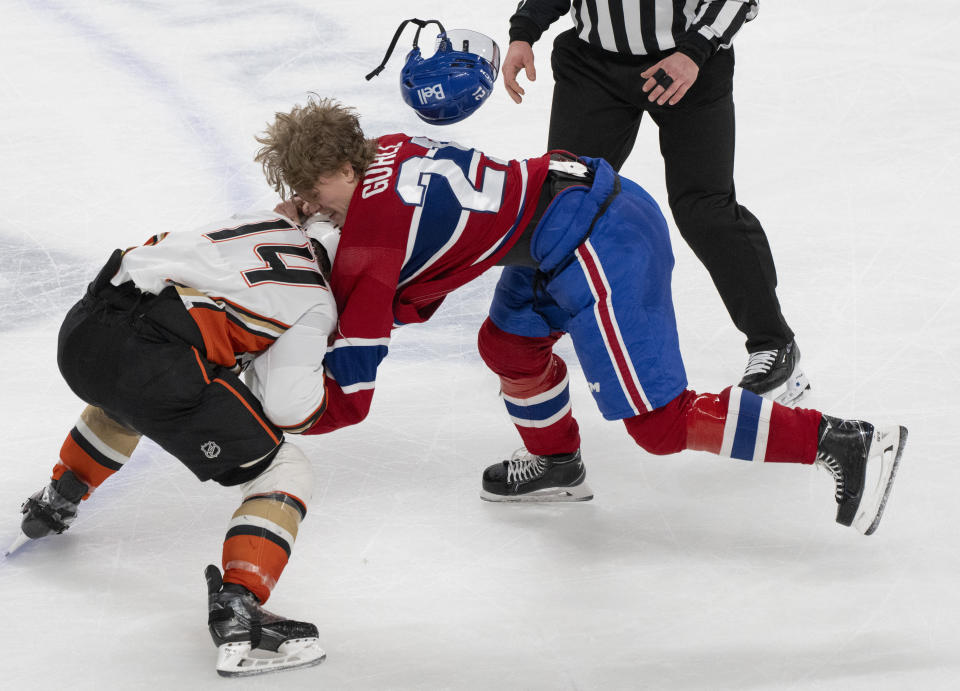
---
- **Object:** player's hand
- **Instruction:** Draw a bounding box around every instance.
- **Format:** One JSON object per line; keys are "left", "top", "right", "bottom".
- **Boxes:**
{"left": 274, "top": 196, "right": 321, "bottom": 224}
{"left": 641, "top": 52, "right": 699, "bottom": 106}
{"left": 502, "top": 41, "right": 536, "bottom": 104}
{"left": 274, "top": 198, "right": 302, "bottom": 222}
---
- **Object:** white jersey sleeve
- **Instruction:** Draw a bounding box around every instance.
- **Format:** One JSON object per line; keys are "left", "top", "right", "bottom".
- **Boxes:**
{"left": 245, "top": 299, "right": 336, "bottom": 433}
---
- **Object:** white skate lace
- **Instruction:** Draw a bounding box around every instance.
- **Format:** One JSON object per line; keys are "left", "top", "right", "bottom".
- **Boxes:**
{"left": 505, "top": 450, "right": 547, "bottom": 484}
{"left": 742, "top": 349, "right": 778, "bottom": 376}
{"left": 815, "top": 453, "right": 844, "bottom": 501}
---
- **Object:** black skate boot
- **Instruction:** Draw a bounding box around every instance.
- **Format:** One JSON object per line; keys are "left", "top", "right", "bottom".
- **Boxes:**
{"left": 7, "top": 470, "right": 89, "bottom": 555}
{"left": 481, "top": 449, "right": 593, "bottom": 502}
{"left": 7, "top": 470, "right": 89, "bottom": 554}
{"left": 739, "top": 340, "right": 810, "bottom": 406}
{"left": 815, "top": 415, "right": 907, "bottom": 535}
{"left": 205, "top": 565, "right": 325, "bottom": 677}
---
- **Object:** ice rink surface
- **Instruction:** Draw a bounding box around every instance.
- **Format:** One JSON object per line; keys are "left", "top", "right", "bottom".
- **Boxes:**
{"left": 1, "top": 1, "right": 958, "bottom": 688}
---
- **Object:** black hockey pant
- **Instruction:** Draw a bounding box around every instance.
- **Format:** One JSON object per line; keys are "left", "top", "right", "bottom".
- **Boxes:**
{"left": 56, "top": 251, "right": 282, "bottom": 486}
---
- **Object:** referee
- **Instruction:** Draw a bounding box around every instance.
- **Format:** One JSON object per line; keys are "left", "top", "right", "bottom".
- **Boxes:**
{"left": 501, "top": 0, "right": 809, "bottom": 406}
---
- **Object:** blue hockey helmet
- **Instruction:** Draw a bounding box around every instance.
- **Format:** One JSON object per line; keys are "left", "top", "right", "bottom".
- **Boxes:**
{"left": 366, "top": 19, "right": 500, "bottom": 125}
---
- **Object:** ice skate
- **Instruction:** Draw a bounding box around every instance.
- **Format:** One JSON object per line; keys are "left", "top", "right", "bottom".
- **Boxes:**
{"left": 7, "top": 470, "right": 88, "bottom": 555}
{"left": 815, "top": 415, "right": 907, "bottom": 535}
{"left": 739, "top": 340, "right": 810, "bottom": 406}
{"left": 481, "top": 448, "right": 593, "bottom": 502}
{"left": 204, "top": 565, "right": 325, "bottom": 677}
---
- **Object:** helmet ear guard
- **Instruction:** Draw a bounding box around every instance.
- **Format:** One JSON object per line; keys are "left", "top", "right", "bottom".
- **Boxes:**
{"left": 366, "top": 18, "right": 500, "bottom": 125}
{"left": 303, "top": 215, "right": 340, "bottom": 280}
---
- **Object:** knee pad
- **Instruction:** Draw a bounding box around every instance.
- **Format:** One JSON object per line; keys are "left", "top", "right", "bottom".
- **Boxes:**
{"left": 478, "top": 317, "right": 560, "bottom": 380}
{"left": 240, "top": 441, "right": 314, "bottom": 506}
{"left": 478, "top": 318, "right": 518, "bottom": 374}
{"left": 623, "top": 389, "right": 697, "bottom": 456}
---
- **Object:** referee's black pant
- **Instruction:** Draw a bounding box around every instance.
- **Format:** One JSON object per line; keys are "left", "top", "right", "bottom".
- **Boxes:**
{"left": 548, "top": 29, "right": 793, "bottom": 353}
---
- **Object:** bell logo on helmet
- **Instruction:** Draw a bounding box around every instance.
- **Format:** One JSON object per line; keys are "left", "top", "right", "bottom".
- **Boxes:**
{"left": 417, "top": 83, "right": 446, "bottom": 104}
{"left": 365, "top": 18, "right": 500, "bottom": 126}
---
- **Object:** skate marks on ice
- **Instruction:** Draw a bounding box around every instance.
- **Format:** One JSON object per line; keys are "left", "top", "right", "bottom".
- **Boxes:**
{"left": 0, "top": 232, "right": 94, "bottom": 331}
{"left": 12, "top": 0, "right": 261, "bottom": 209}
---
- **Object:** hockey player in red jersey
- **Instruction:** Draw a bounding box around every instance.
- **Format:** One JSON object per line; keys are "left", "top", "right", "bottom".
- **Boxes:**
{"left": 256, "top": 96, "right": 907, "bottom": 536}
{"left": 10, "top": 211, "right": 337, "bottom": 676}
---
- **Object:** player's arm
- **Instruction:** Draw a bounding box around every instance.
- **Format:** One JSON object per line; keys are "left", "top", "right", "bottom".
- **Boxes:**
{"left": 245, "top": 292, "right": 337, "bottom": 433}
{"left": 303, "top": 246, "right": 405, "bottom": 435}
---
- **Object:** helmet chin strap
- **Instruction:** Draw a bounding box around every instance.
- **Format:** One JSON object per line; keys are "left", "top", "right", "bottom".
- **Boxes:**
{"left": 365, "top": 18, "right": 447, "bottom": 81}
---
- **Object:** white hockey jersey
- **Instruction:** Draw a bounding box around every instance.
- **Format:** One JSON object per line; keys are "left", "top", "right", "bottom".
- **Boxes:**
{"left": 111, "top": 211, "right": 336, "bottom": 432}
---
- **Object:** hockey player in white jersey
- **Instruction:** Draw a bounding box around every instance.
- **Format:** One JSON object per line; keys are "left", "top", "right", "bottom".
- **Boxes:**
{"left": 9, "top": 211, "right": 338, "bottom": 677}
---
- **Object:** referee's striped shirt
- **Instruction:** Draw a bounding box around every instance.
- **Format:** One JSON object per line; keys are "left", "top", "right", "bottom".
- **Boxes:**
{"left": 509, "top": 0, "right": 759, "bottom": 66}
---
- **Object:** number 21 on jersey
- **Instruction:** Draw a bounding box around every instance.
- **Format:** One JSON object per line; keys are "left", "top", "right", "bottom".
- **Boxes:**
{"left": 396, "top": 147, "right": 505, "bottom": 214}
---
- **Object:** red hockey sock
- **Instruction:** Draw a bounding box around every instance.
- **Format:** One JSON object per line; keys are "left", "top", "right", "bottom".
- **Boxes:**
{"left": 624, "top": 387, "right": 821, "bottom": 463}
{"left": 478, "top": 318, "right": 580, "bottom": 455}
{"left": 499, "top": 353, "right": 580, "bottom": 456}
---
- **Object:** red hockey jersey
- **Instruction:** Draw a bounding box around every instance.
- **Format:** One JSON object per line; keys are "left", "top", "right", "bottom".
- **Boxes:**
{"left": 307, "top": 134, "right": 550, "bottom": 433}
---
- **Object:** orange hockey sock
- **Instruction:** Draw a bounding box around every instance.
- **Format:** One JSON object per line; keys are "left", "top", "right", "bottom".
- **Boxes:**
{"left": 54, "top": 406, "right": 141, "bottom": 498}
{"left": 222, "top": 492, "right": 306, "bottom": 604}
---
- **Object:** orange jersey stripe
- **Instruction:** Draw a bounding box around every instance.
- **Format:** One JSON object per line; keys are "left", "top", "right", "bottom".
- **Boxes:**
{"left": 191, "top": 347, "right": 211, "bottom": 384}
{"left": 188, "top": 307, "right": 277, "bottom": 368}
{"left": 209, "top": 294, "right": 291, "bottom": 331}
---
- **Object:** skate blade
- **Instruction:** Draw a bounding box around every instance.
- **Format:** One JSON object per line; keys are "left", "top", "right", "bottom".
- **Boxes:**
{"left": 854, "top": 425, "right": 907, "bottom": 536}
{"left": 215, "top": 638, "right": 326, "bottom": 677}
{"left": 769, "top": 369, "right": 811, "bottom": 407}
{"left": 480, "top": 482, "right": 594, "bottom": 503}
{"left": 5, "top": 532, "right": 31, "bottom": 556}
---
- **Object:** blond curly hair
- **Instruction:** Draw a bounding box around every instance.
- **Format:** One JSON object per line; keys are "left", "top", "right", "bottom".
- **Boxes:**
{"left": 255, "top": 95, "right": 378, "bottom": 199}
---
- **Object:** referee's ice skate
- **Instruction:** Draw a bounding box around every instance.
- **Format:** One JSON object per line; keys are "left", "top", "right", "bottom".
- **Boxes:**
{"left": 204, "top": 565, "right": 325, "bottom": 677}
{"left": 739, "top": 340, "right": 810, "bottom": 406}
{"left": 815, "top": 415, "right": 907, "bottom": 535}
{"left": 481, "top": 449, "right": 593, "bottom": 502}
